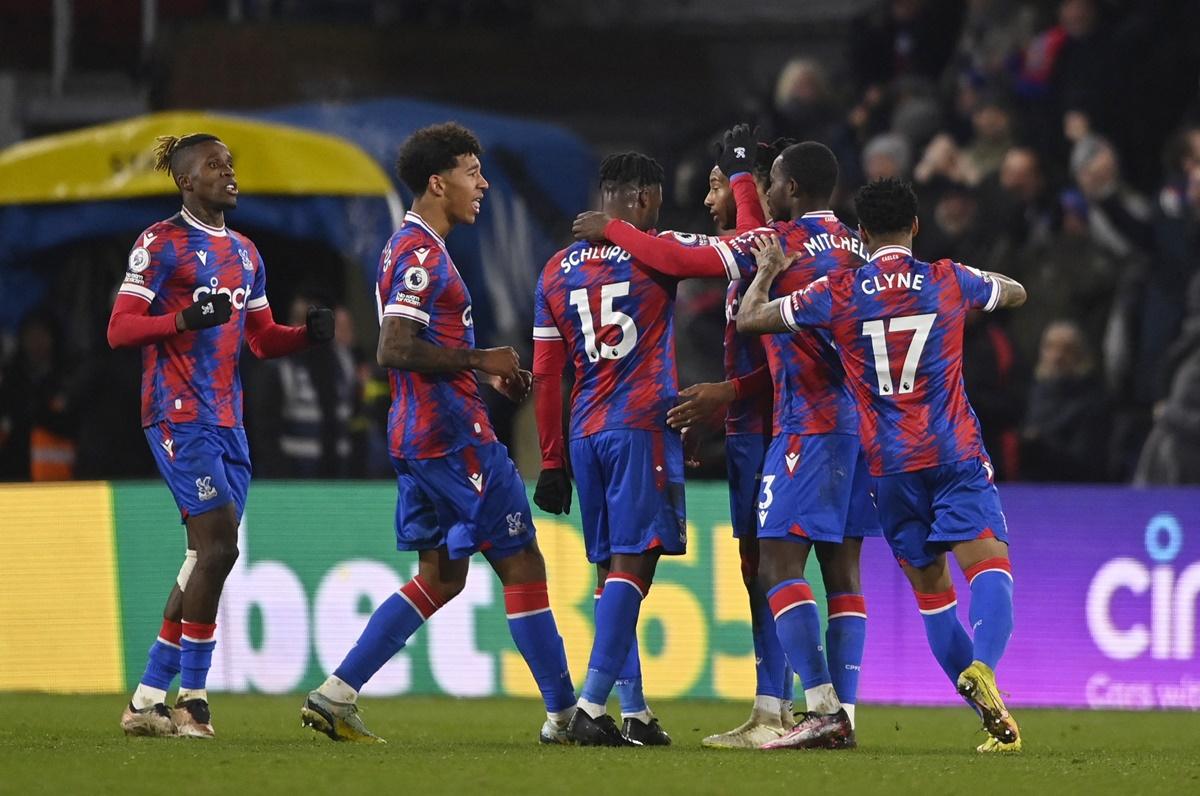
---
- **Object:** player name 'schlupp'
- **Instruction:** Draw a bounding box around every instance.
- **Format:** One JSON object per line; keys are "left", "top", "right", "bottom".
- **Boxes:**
{"left": 861, "top": 271, "right": 925, "bottom": 295}
{"left": 802, "top": 232, "right": 867, "bottom": 259}
{"left": 559, "top": 244, "right": 631, "bottom": 272}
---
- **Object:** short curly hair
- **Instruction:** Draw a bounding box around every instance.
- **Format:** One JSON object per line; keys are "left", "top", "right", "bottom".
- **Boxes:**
{"left": 854, "top": 177, "right": 918, "bottom": 236}
{"left": 396, "top": 122, "right": 483, "bottom": 196}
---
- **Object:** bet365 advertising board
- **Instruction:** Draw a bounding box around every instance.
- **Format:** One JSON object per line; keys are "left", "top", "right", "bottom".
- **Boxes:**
{"left": 2, "top": 481, "right": 1197, "bottom": 709}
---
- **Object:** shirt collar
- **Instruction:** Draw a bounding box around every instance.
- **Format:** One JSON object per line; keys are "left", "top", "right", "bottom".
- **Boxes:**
{"left": 800, "top": 210, "right": 837, "bottom": 220}
{"left": 869, "top": 244, "right": 912, "bottom": 261}
{"left": 405, "top": 211, "right": 447, "bottom": 249}
{"left": 180, "top": 206, "right": 227, "bottom": 237}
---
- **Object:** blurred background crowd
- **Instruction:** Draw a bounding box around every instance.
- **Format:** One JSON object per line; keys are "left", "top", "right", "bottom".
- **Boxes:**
{"left": 2, "top": 0, "right": 1199, "bottom": 485}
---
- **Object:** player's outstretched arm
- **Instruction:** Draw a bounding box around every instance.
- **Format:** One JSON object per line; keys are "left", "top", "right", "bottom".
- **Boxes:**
{"left": 986, "top": 271, "right": 1027, "bottom": 309}
{"left": 572, "top": 212, "right": 731, "bottom": 279}
{"left": 735, "top": 235, "right": 794, "bottom": 334}
{"left": 244, "top": 304, "right": 331, "bottom": 359}
{"left": 377, "top": 316, "right": 520, "bottom": 380}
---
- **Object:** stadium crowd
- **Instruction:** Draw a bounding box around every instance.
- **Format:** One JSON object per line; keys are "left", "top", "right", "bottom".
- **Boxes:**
{"left": 1, "top": 0, "right": 1199, "bottom": 485}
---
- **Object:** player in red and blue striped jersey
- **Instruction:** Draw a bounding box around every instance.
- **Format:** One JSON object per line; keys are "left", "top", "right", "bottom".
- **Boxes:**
{"left": 739, "top": 177, "right": 1027, "bottom": 752}
{"left": 532, "top": 153, "right": 685, "bottom": 747}
{"left": 579, "top": 141, "right": 880, "bottom": 750}
{"left": 634, "top": 130, "right": 803, "bottom": 748}
{"left": 107, "top": 133, "right": 334, "bottom": 737}
{"left": 302, "top": 123, "right": 577, "bottom": 746}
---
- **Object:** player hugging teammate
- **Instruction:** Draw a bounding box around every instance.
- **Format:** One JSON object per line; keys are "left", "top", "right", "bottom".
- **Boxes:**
{"left": 114, "top": 122, "right": 1026, "bottom": 755}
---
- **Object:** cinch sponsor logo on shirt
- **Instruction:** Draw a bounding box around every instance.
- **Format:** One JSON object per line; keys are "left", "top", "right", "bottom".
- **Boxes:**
{"left": 559, "top": 245, "right": 630, "bottom": 272}
{"left": 193, "top": 277, "right": 248, "bottom": 309}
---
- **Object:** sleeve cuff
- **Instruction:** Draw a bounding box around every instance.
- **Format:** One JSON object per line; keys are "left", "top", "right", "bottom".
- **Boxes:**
{"left": 117, "top": 284, "right": 155, "bottom": 303}
{"left": 533, "top": 325, "right": 562, "bottom": 340}
{"left": 983, "top": 277, "right": 1001, "bottom": 312}
{"left": 780, "top": 297, "right": 800, "bottom": 332}
{"left": 712, "top": 240, "right": 739, "bottom": 281}
{"left": 246, "top": 296, "right": 269, "bottom": 311}
{"left": 384, "top": 304, "right": 431, "bottom": 325}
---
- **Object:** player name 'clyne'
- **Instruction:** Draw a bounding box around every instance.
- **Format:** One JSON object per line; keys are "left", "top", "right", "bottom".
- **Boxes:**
{"left": 860, "top": 271, "right": 925, "bottom": 295}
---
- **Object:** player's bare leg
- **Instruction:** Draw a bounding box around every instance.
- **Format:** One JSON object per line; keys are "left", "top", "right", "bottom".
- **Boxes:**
{"left": 304, "top": 547, "right": 467, "bottom": 744}
{"left": 593, "top": 561, "right": 669, "bottom": 746}
{"left": 569, "top": 550, "right": 660, "bottom": 747}
{"left": 757, "top": 539, "right": 852, "bottom": 750}
{"left": 488, "top": 539, "right": 578, "bottom": 745}
{"left": 703, "top": 536, "right": 792, "bottom": 749}
{"left": 171, "top": 503, "right": 239, "bottom": 738}
{"left": 811, "top": 538, "right": 865, "bottom": 749}
{"left": 951, "top": 538, "right": 1020, "bottom": 751}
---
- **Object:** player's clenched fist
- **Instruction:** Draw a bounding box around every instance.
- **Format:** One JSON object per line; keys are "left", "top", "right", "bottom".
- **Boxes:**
{"left": 533, "top": 468, "right": 572, "bottom": 515}
{"left": 474, "top": 346, "right": 521, "bottom": 382}
{"left": 306, "top": 306, "right": 335, "bottom": 343}
{"left": 177, "top": 292, "right": 232, "bottom": 331}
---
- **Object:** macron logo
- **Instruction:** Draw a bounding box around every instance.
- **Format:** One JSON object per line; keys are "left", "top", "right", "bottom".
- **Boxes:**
{"left": 197, "top": 251, "right": 208, "bottom": 266}
{"left": 469, "top": 472, "right": 484, "bottom": 493}
{"left": 415, "top": 247, "right": 430, "bottom": 266}
{"left": 161, "top": 438, "right": 174, "bottom": 459}
{"left": 758, "top": 509, "right": 769, "bottom": 525}
{"left": 785, "top": 452, "right": 800, "bottom": 474}
{"left": 143, "top": 232, "right": 157, "bottom": 247}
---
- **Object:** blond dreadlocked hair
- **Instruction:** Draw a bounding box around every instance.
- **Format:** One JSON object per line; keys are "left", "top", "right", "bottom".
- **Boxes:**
{"left": 152, "top": 133, "right": 221, "bottom": 175}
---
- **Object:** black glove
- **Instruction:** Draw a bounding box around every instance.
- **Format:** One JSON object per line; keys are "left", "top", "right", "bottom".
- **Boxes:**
{"left": 717, "top": 123, "right": 757, "bottom": 179}
{"left": 306, "top": 306, "right": 334, "bottom": 343}
{"left": 533, "top": 468, "right": 572, "bottom": 515}
{"left": 179, "top": 292, "right": 232, "bottom": 331}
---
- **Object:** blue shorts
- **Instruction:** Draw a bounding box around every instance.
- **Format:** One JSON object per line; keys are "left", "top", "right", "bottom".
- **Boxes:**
{"left": 757, "top": 433, "right": 881, "bottom": 543}
{"left": 145, "top": 422, "right": 251, "bottom": 522}
{"left": 874, "top": 456, "right": 1009, "bottom": 568}
{"left": 726, "top": 433, "right": 766, "bottom": 539}
{"left": 570, "top": 429, "right": 687, "bottom": 563}
{"left": 392, "top": 441, "right": 535, "bottom": 560}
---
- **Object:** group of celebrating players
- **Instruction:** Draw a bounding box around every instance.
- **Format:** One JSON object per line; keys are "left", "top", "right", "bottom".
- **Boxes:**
{"left": 109, "top": 119, "right": 1026, "bottom": 753}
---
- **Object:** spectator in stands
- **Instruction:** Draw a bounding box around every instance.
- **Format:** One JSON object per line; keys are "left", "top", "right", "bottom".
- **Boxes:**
{"left": 978, "top": 146, "right": 1056, "bottom": 280}
{"left": 963, "top": 95, "right": 1014, "bottom": 182}
{"left": 0, "top": 310, "right": 76, "bottom": 480}
{"left": 759, "top": 57, "right": 839, "bottom": 144}
{"left": 1021, "top": 320, "right": 1112, "bottom": 481}
{"left": 849, "top": 0, "right": 965, "bottom": 95}
{"left": 252, "top": 296, "right": 355, "bottom": 478}
{"left": 1008, "top": 188, "right": 1118, "bottom": 364}
{"left": 1135, "top": 272, "right": 1200, "bottom": 485}
{"left": 862, "top": 132, "right": 912, "bottom": 182}
{"left": 1071, "top": 134, "right": 1153, "bottom": 259}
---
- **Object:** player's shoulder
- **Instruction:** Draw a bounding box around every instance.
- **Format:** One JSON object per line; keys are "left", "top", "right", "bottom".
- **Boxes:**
{"left": 389, "top": 221, "right": 447, "bottom": 266}
{"left": 656, "top": 229, "right": 719, "bottom": 247}
{"left": 133, "top": 217, "right": 184, "bottom": 249}
{"left": 726, "top": 224, "right": 778, "bottom": 253}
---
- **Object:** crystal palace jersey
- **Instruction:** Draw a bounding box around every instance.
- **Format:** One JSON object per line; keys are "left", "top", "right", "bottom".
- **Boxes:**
{"left": 376, "top": 211, "right": 496, "bottom": 460}
{"left": 533, "top": 237, "right": 680, "bottom": 439}
{"left": 717, "top": 212, "right": 867, "bottom": 437}
{"left": 724, "top": 279, "right": 770, "bottom": 436}
{"left": 119, "top": 208, "right": 267, "bottom": 428}
{"left": 782, "top": 245, "right": 1001, "bottom": 476}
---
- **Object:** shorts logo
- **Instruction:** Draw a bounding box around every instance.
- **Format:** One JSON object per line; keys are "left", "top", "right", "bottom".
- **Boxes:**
{"left": 468, "top": 472, "right": 484, "bottom": 493}
{"left": 161, "top": 438, "right": 174, "bottom": 460}
{"left": 982, "top": 459, "right": 995, "bottom": 483}
{"left": 128, "top": 247, "right": 151, "bottom": 273}
{"left": 238, "top": 249, "right": 253, "bottom": 271}
{"left": 506, "top": 512, "right": 526, "bottom": 537}
{"left": 785, "top": 451, "right": 800, "bottom": 474}
{"left": 196, "top": 476, "right": 218, "bottom": 501}
{"left": 403, "top": 265, "right": 430, "bottom": 292}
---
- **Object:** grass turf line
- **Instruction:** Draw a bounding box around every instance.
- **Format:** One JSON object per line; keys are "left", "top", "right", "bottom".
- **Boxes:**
{"left": 1, "top": 694, "right": 1198, "bottom": 795}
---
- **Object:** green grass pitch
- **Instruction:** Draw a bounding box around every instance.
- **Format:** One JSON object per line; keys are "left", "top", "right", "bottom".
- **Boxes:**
{"left": 2, "top": 694, "right": 1198, "bottom": 795}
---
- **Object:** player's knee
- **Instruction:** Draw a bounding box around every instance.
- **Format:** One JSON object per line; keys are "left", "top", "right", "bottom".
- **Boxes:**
{"left": 198, "top": 541, "right": 239, "bottom": 575}
{"left": 426, "top": 576, "right": 466, "bottom": 604}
